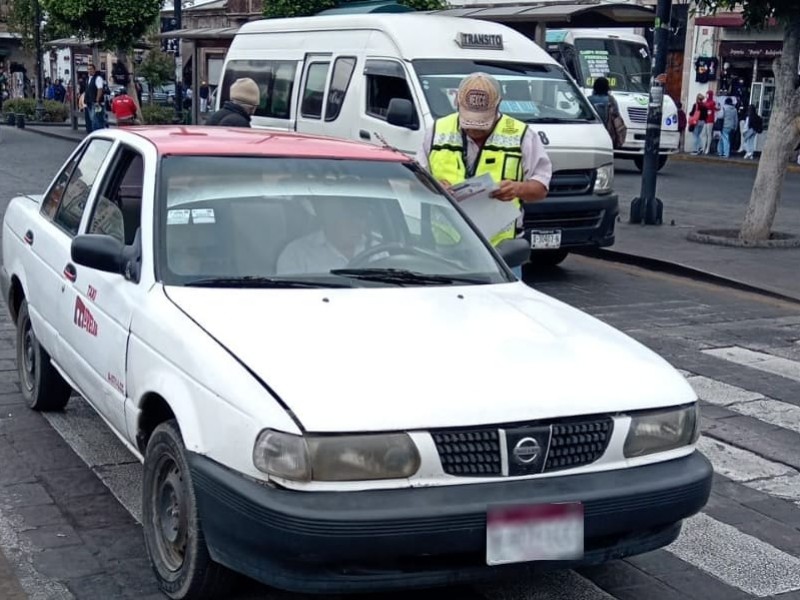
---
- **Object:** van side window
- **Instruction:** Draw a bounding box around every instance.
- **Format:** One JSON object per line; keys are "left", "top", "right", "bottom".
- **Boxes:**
{"left": 221, "top": 59, "right": 297, "bottom": 119}
{"left": 326, "top": 56, "right": 356, "bottom": 122}
{"left": 364, "top": 60, "right": 415, "bottom": 121}
{"left": 301, "top": 62, "right": 330, "bottom": 119}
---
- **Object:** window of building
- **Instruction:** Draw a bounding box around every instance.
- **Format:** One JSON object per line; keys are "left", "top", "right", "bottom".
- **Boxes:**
{"left": 301, "top": 62, "right": 330, "bottom": 119}
{"left": 220, "top": 59, "right": 297, "bottom": 119}
{"left": 326, "top": 56, "right": 357, "bottom": 122}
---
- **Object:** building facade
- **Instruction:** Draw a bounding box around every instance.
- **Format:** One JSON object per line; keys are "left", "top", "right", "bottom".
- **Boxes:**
{"left": 0, "top": 2, "right": 35, "bottom": 101}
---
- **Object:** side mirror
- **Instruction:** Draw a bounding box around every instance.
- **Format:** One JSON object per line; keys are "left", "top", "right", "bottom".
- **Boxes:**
{"left": 495, "top": 238, "right": 530, "bottom": 270}
{"left": 71, "top": 234, "right": 125, "bottom": 275}
{"left": 386, "top": 98, "right": 417, "bottom": 130}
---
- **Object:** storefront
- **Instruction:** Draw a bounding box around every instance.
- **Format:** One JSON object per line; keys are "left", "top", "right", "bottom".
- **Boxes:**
{"left": 717, "top": 41, "right": 782, "bottom": 127}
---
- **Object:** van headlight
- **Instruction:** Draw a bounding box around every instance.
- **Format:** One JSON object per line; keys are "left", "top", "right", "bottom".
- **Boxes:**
{"left": 253, "top": 430, "right": 421, "bottom": 482}
{"left": 623, "top": 403, "right": 700, "bottom": 458}
{"left": 594, "top": 163, "right": 614, "bottom": 194}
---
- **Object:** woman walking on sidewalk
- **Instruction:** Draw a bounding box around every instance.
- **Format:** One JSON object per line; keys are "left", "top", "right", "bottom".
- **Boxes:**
{"left": 742, "top": 104, "right": 762, "bottom": 160}
{"left": 689, "top": 94, "right": 708, "bottom": 155}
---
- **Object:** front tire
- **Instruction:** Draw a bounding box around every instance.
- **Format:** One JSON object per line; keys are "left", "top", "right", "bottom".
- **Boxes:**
{"left": 16, "top": 299, "right": 72, "bottom": 411}
{"left": 142, "top": 420, "right": 232, "bottom": 600}
{"left": 633, "top": 156, "right": 668, "bottom": 172}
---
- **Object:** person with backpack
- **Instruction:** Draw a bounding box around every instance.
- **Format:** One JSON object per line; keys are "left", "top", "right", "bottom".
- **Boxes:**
{"left": 742, "top": 104, "right": 763, "bottom": 160}
{"left": 588, "top": 77, "right": 627, "bottom": 149}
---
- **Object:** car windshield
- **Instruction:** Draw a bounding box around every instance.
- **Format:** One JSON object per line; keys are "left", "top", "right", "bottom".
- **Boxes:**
{"left": 413, "top": 59, "right": 597, "bottom": 123}
{"left": 157, "top": 157, "right": 511, "bottom": 288}
{"left": 574, "top": 38, "right": 652, "bottom": 93}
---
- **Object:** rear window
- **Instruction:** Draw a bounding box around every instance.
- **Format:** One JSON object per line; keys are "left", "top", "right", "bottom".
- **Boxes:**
{"left": 220, "top": 59, "right": 297, "bottom": 119}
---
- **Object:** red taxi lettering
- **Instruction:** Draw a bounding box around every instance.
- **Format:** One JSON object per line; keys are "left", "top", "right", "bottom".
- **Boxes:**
{"left": 73, "top": 297, "right": 98, "bottom": 336}
{"left": 88, "top": 285, "right": 98, "bottom": 301}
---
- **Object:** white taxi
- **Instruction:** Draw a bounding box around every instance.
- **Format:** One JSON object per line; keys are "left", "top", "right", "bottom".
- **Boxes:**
{"left": 1, "top": 126, "right": 711, "bottom": 599}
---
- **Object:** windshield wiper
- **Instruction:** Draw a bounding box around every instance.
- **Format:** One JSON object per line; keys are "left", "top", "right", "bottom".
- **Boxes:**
{"left": 330, "top": 268, "right": 486, "bottom": 286}
{"left": 183, "top": 276, "right": 349, "bottom": 289}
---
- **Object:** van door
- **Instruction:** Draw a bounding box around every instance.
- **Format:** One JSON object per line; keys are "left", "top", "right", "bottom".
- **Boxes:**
{"left": 296, "top": 54, "right": 332, "bottom": 137}
{"left": 361, "top": 59, "right": 422, "bottom": 154}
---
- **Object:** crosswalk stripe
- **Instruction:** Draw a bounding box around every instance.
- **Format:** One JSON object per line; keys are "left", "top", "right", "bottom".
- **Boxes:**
{"left": 667, "top": 512, "right": 800, "bottom": 597}
{"left": 696, "top": 436, "right": 796, "bottom": 482}
{"left": 687, "top": 374, "right": 764, "bottom": 405}
{"left": 702, "top": 346, "right": 800, "bottom": 383}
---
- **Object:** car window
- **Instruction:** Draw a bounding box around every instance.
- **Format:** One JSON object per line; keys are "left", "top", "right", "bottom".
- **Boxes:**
{"left": 88, "top": 148, "right": 144, "bottom": 246}
{"left": 41, "top": 152, "right": 82, "bottom": 220}
{"left": 365, "top": 61, "right": 415, "bottom": 121}
{"left": 325, "top": 57, "right": 356, "bottom": 122}
{"left": 301, "top": 62, "right": 330, "bottom": 119}
{"left": 158, "top": 156, "right": 510, "bottom": 288}
{"left": 221, "top": 59, "right": 297, "bottom": 119}
{"left": 51, "top": 139, "right": 114, "bottom": 236}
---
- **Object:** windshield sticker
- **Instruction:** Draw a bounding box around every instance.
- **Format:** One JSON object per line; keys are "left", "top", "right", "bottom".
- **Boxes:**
{"left": 191, "top": 208, "right": 215, "bottom": 224}
{"left": 579, "top": 49, "right": 611, "bottom": 79}
{"left": 167, "top": 209, "right": 190, "bottom": 225}
{"left": 500, "top": 100, "right": 538, "bottom": 114}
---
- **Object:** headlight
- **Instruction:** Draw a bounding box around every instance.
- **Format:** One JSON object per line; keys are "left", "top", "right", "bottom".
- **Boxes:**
{"left": 623, "top": 403, "right": 700, "bottom": 458}
{"left": 253, "top": 430, "right": 421, "bottom": 482}
{"left": 594, "top": 163, "right": 614, "bottom": 194}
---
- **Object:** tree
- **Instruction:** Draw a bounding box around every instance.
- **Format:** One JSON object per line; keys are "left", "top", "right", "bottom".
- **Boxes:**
{"left": 695, "top": 0, "right": 800, "bottom": 242}
{"left": 263, "top": 0, "right": 444, "bottom": 19}
{"left": 138, "top": 50, "right": 174, "bottom": 104}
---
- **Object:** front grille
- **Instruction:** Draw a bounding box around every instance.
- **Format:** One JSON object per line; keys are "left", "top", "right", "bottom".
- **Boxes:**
{"left": 524, "top": 209, "right": 604, "bottom": 229}
{"left": 431, "top": 429, "right": 502, "bottom": 476}
{"left": 628, "top": 107, "right": 648, "bottom": 124}
{"left": 548, "top": 169, "right": 595, "bottom": 197}
{"left": 432, "top": 416, "right": 614, "bottom": 477}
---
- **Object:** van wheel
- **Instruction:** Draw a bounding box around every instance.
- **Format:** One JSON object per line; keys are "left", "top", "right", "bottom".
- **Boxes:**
{"left": 16, "top": 299, "right": 72, "bottom": 411}
{"left": 525, "top": 250, "right": 569, "bottom": 271}
{"left": 142, "top": 420, "right": 232, "bottom": 600}
{"left": 633, "top": 156, "right": 668, "bottom": 172}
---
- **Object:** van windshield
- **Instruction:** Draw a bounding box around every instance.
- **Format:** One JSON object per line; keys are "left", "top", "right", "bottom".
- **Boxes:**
{"left": 413, "top": 59, "right": 597, "bottom": 124}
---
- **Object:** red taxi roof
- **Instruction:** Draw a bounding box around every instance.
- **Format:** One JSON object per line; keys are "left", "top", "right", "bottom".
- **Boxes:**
{"left": 126, "top": 126, "right": 412, "bottom": 162}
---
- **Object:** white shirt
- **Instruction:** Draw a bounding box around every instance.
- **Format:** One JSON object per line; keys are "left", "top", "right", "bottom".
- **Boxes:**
{"left": 276, "top": 231, "right": 367, "bottom": 275}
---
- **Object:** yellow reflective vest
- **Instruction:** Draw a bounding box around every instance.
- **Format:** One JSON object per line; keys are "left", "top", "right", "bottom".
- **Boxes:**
{"left": 428, "top": 113, "right": 527, "bottom": 246}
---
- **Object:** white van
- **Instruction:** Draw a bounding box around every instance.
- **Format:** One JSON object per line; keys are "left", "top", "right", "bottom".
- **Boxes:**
{"left": 545, "top": 28, "right": 680, "bottom": 172}
{"left": 219, "top": 14, "right": 619, "bottom": 267}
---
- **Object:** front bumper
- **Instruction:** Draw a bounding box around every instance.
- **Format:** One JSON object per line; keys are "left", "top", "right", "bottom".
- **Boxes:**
{"left": 523, "top": 193, "right": 618, "bottom": 251}
{"left": 616, "top": 130, "right": 680, "bottom": 157}
{"left": 189, "top": 451, "right": 712, "bottom": 593}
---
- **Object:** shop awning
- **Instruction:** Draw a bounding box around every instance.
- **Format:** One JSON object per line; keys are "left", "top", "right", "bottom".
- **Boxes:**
{"left": 158, "top": 26, "right": 240, "bottom": 40}
{"left": 695, "top": 11, "right": 778, "bottom": 28}
{"left": 46, "top": 37, "right": 152, "bottom": 50}
{"left": 429, "top": 2, "right": 656, "bottom": 27}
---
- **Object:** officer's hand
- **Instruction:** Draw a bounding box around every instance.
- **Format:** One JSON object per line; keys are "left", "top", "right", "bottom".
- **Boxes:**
{"left": 491, "top": 180, "right": 518, "bottom": 202}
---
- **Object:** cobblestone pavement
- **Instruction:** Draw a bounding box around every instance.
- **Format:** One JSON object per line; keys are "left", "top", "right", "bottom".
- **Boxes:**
{"left": 2, "top": 127, "right": 800, "bottom": 599}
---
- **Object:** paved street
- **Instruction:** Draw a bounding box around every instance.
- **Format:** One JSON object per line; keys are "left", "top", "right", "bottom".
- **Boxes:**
{"left": 2, "top": 126, "right": 800, "bottom": 599}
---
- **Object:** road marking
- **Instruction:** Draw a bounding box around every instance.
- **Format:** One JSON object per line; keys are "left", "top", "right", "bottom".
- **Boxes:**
{"left": 731, "top": 399, "right": 800, "bottom": 434}
{"left": 703, "top": 346, "right": 800, "bottom": 383}
{"left": 687, "top": 375, "right": 764, "bottom": 405}
{"left": 696, "top": 436, "right": 795, "bottom": 482}
{"left": 667, "top": 512, "right": 800, "bottom": 597}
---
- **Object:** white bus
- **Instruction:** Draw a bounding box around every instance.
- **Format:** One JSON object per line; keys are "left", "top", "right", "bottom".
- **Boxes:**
{"left": 546, "top": 28, "right": 680, "bottom": 172}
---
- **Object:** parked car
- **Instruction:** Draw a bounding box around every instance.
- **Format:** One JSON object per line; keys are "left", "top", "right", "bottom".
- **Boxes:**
{"left": 1, "top": 126, "right": 712, "bottom": 600}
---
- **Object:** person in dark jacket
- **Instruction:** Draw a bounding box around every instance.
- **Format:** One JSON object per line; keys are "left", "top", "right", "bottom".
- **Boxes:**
{"left": 207, "top": 78, "right": 259, "bottom": 127}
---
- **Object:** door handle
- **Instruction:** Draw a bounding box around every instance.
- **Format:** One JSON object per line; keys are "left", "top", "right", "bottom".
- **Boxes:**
{"left": 24, "top": 230, "right": 34, "bottom": 245}
{"left": 63, "top": 263, "right": 77, "bottom": 283}
{"left": 359, "top": 129, "right": 371, "bottom": 140}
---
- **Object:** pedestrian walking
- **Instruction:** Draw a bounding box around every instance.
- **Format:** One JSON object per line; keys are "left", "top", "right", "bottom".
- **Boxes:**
{"left": 84, "top": 64, "right": 106, "bottom": 132}
{"left": 207, "top": 78, "right": 260, "bottom": 127}
{"left": 588, "top": 77, "right": 627, "bottom": 149}
{"left": 199, "top": 80, "right": 210, "bottom": 113}
{"left": 742, "top": 104, "right": 762, "bottom": 160}
{"left": 415, "top": 72, "right": 552, "bottom": 277}
{"left": 677, "top": 101, "right": 687, "bottom": 152}
{"left": 112, "top": 88, "right": 138, "bottom": 126}
{"left": 702, "top": 90, "right": 717, "bottom": 154}
{"left": 688, "top": 94, "right": 708, "bottom": 155}
{"left": 718, "top": 98, "right": 738, "bottom": 158}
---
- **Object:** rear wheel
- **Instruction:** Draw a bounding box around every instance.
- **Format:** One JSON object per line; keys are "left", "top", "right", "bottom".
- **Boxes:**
{"left": 16, "top": 299, "right": 72, "bottom": 411}
{"left": 142, "top": 419, "right": 233, "bottom": 599}
{"left": 633, "top": 156, "right": 668, "bottom": 172}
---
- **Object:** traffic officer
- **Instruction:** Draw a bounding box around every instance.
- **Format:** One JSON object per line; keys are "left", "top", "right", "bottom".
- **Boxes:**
{"left": 416, "top": 72, "right": 552, "bottom": 277}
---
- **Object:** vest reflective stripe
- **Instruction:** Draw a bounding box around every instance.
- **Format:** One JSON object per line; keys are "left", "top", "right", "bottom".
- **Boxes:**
{"left": 428, "top": 113, "right": 527, "bottom": 246}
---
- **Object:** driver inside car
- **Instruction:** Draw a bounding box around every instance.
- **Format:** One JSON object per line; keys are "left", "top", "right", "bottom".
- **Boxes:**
{"left": 276, "top": 196, "right": 382, "bottom": 275}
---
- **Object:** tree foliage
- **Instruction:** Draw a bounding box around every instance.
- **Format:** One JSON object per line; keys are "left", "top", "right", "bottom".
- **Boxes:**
{"left": 40, "top": 0, "right": 163, "bottom": 51}
{"left": 695, "top": 0, "right": 798, "bottom": 28}
{"left": 138, "top": 50, "right": 174, "bottom": 94}
{"left": 263, "top": 0, "right": 444, "bottom": 19}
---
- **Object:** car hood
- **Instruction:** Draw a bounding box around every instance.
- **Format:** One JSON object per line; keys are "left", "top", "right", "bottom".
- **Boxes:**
{"left": 164, "top": 283, "right": 695, "bottom": 433}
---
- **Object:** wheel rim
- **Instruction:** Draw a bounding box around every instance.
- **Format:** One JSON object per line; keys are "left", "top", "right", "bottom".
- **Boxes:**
{"left": 20, "top": 317, "right": 36, "bottom": 393}
{"left": 152, "top": 453, "right": 189, "bottom": 573}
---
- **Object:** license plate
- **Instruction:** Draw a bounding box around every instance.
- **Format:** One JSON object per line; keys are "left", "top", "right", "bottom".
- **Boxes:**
{"left": 530, "top": 230, "right": 562, "bottom": 249}
{"left": 486, "top": 503, "right": 584, "bottom": 566}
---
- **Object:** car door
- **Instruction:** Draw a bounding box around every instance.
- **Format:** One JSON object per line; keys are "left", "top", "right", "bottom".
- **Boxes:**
{"left": 361, "top": 59, "right": 422, "bottom": 154}
{"left": 29, "top": 138, "right": 116, "bottom": 368}
{"left": 57, "top": 144, "right": 146, "bottom": 436}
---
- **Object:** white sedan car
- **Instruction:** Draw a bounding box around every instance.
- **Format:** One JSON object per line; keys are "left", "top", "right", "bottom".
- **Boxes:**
{"left": 1, "top": 126, "right": 711, "bottom": 599}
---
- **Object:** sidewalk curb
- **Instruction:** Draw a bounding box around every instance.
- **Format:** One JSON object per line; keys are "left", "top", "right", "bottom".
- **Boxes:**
{"left": 669, "top": 152, "right": 800, "bottom": 174}
{"left": 12, "top": 125, "right": 84, "bottom": 143}
{"left": 582, "top": 248, "right": 800, "bottom": 306}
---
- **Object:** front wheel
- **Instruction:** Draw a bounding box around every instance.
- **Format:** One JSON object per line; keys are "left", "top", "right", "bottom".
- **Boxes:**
{"left": 633, "top": 156, "right": 668, "bottom": 172}
{"left": 16, "top": 299, "right": 72, "bottom": 411}
{"left": 142, "top": 420, "right": 232, "bottom": 599}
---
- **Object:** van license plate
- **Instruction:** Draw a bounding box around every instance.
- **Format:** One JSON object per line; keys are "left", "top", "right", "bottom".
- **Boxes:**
{"left": 486, "top": 503, "right": 584, "bottom": 566}
{"left": 530, "top": 230, "right": 562, "bottom": 249}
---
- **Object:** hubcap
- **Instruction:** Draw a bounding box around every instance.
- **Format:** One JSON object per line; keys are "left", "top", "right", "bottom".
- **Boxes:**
{"left": 152, "top": 456, "right": 189, "bottom": 572}
{"left": 21, "top": 320, "right": 35, "bottom": 392}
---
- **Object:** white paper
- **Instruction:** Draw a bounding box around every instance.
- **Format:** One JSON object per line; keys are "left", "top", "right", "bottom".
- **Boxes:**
{"left": 450, "top": 174, "right": 519, "bottom": 239}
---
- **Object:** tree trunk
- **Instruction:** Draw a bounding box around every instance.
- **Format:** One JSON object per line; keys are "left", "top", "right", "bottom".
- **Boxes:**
{"left": 116, "top": 48, "right": 143, "bottom": 123}
{"left": 739, "top": 18, "right": 800, "bottom": 242}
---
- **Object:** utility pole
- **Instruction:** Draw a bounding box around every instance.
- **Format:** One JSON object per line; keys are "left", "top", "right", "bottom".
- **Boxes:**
{"left": 173, "top": 0, "right": 183, "bottom": 122}
{"left": 630, "top": 0, "right": 672, "bottom": 225}
{"left": 33, "top": 0, "right": 44, "bottom": 121}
